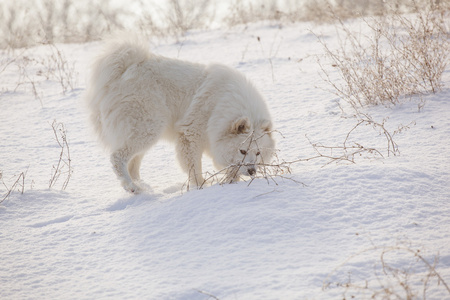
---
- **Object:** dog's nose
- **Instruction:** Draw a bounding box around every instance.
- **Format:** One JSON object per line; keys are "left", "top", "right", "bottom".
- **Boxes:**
{"left": 248, "top": 167, "right": 256, "bottom": 176}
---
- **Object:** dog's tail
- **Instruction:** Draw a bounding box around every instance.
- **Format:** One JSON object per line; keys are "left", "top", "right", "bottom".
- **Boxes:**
{"left": 84, "top": 34, "right": 150, "bottom": 145}
{"left": 89, "top": 35, "right": 150, "bottom": 91}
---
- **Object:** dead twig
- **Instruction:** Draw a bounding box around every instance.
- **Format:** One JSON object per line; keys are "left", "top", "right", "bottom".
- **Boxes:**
{"left": 0, "top": 168, "right": 28, "bottom": 204}
{"left": 49, "top": 120, "right": 72, "bottom": 190}
{"left": 194, "top": 289, "right": 220, "bottom": 300}
{"left": 193, "top": 131, "right": 306, "bottom": 190}
{"left": 323, "top": 244, "right": 450, "bottom": 299}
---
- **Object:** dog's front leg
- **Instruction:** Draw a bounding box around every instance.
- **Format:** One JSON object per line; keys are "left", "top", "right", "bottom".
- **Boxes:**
{"left": 176, "top": 132, "right": 204, "bottom": 188}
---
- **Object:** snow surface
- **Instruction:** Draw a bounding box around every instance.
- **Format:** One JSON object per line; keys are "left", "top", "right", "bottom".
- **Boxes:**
{"left": 1, "top": 20, "right": 450, "bottom": 299}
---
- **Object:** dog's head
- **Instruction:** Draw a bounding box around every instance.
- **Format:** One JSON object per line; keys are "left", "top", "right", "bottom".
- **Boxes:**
{"left": 211, "top": 117, "right": 275, "bottom": 180}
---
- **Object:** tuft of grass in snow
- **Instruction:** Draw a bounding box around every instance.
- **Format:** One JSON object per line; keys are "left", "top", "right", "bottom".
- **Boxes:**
{"left": 11, "top": 43, "right": 77, "bottom": 103}
{"left": 323, "top": 243, "right": 450, "bottom": 299}
{"left": 0, "top": 121, "right": 73, "bottom": 203}
{"left": 38, "top": 44, "right": 77, "bottom": 95}
{"left": 183, "top": 131, "right": 304, "bottom": 192}
{"left": 307, "top": 1, "right": 449, "bottom": 163}
{"left": 316, "top": 1, "right": 449, "bottom": 109}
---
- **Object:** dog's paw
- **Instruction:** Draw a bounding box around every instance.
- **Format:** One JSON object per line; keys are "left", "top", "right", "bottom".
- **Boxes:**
{"left": 124, "top": 181, "right": 144, "bottom": 194}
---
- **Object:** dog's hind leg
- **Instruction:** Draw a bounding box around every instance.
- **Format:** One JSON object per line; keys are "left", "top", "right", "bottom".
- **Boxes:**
{"left": 128, "top": 153, "right": 144, "bottom": 181}
{"left": 111, "top": 147, "right": 142, "bottom": 193}
{"left": 111, "top": 119, "right": 165, "bottom": 193}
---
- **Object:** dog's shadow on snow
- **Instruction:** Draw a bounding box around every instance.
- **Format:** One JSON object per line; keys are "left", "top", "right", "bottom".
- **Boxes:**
{"left": 106, "top": 194, "right": 147, "bottom": 211}
{"left": 105, "top": 182, "right": 186, "bottom": 212}
{"left": 105, "top": 191, "right": 162, "bottom": 212}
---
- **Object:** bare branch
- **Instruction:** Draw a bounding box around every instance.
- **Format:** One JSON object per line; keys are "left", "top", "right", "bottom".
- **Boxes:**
{"left": 49, "top": 120, "right": 73, "bottom": 190}
{"left": 1, "top": 168, "right": 28, "bottom": 204}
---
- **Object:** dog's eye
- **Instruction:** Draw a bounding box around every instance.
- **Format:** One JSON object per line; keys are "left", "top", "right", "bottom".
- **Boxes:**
{"left": 256, "top": 151, "right": 260, "bottom": 156}
{"left": 240, "top": 149, "right": 247, "bottom": 155}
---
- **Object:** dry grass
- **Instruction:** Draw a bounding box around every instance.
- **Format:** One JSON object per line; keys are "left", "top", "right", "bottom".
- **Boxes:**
{"left": 182, "top": 131, "right": 304, "bottom": 191}
{"left": 0, "top": 168, "right": 27, "bottom": 204}
{"left": 317, "top": 2, "right": 449, "bottom": 109}
{"left": 196, "top": 157, "right": 298, "bottom": 190}
{"left": 0, "top": 121, "right": 72, "bottom": 203}
{"left": 135, "top": 0, "right": 216, "bottom": 40}
{"left": 323, "top": 243, "right": 450, "bottom": 299}
{"left": 0, "top": 0, "right": 216, "bottom": 49}
{"left": 224, "top": 0, "right": 288, "bottom": 26}
{"left": 224, "top": 0, "right": 449, "bottom": 26}
{"left": 2, "top": 0, "right": 447, "bottom": 49}
{"left": 38, "top": 44, "right": 77, "bottom": 94}
{"left": 195, "top": 289, "right": 220, "bottom": 300}
{"left": 49, "top": 120, "right": 72, "bottom": 190}
{"left": 11, "top": 43, "right": 77, "bottom": 103}
{"left": 14, "top": 54, "right": 44, "bottom": 104}
{"left": 308, "top": 1, "right": 449, "bottom": 163}
{"left": 0, "top": 0, "right": 130, "bottom": 49}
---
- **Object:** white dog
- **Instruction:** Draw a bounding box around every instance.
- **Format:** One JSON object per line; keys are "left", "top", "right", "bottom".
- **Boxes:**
{"left": 85, "top": 37, "right": 275, "bottom": 193}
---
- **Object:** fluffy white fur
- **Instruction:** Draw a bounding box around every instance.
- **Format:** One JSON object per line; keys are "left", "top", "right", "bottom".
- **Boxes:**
{"left": 85, "top": 37, "right": 275, "bottom": 193}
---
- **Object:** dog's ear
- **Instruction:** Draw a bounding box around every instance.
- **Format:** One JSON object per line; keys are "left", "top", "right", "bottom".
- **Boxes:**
{"left": 230, "top": 117, "right": 250, "bottom": 134}
{"left": 260, "top": 119, "right": 273, "bottom": 134}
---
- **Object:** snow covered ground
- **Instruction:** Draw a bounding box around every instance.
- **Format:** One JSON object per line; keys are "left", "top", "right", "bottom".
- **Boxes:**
{"left": 1, "top": 20, "right": 449, "bottom": 299}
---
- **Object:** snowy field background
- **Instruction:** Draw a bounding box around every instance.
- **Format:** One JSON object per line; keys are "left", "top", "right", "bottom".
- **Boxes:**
{"left": 1, "top": 2, "right": 450, "bottom": 299}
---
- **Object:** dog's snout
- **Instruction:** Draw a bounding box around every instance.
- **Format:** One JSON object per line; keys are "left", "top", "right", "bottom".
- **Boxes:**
{"left": 248, "top": 167, "right": 256, "bottom": 176}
